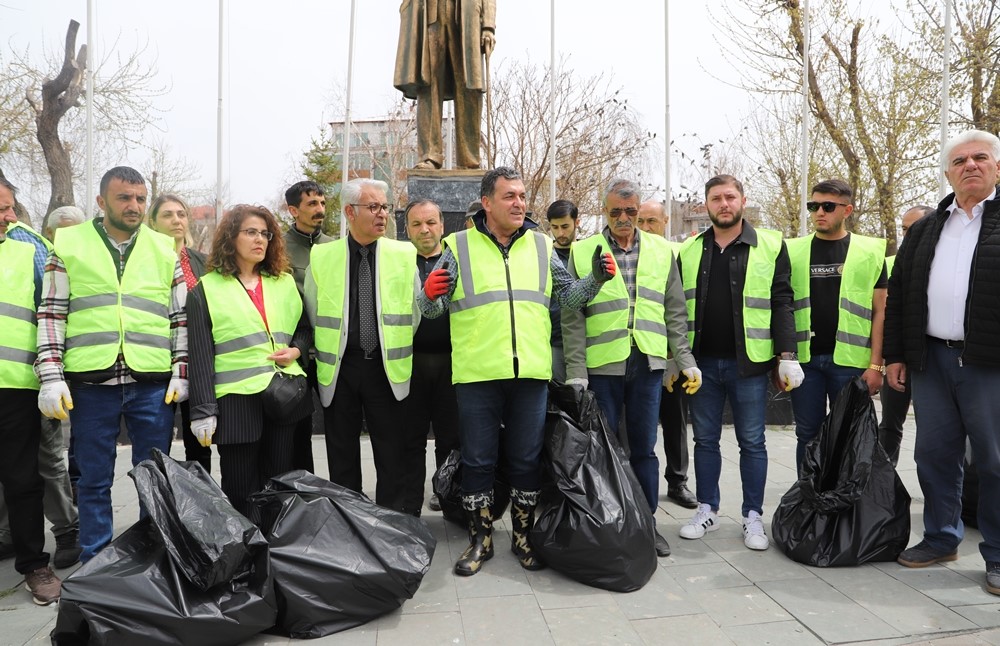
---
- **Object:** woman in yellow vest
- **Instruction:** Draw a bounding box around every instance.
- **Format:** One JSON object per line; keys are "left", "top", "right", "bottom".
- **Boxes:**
{"left": 187, "top": 205, "right": 310, "bottom": 520}
{"left": 147, "top": 193, "right": 212, "bottom": 473}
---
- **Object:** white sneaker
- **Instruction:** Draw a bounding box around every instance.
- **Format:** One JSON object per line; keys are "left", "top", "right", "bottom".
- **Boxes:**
{"left": 743, "top": 510, "right": 769, "bottom": 550}
{"left": 679, "top": 503, "right": 719, "bottom": 539}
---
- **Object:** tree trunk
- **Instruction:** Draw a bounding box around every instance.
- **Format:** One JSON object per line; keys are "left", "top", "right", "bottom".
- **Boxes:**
{"left": 27, "top": 20, "right": 87, "bottom": 233}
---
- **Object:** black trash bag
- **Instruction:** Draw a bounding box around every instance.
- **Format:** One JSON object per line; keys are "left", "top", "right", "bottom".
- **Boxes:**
{"left": 249, "top": 470, "right": 436, "bottom": 639}
{"left": 431, "top": 449, "right": 510, "bottom": 526}
{"left": 52, "top": 480, "right": 275, "bottom": 646}
{"left": 771, "top": 377, "right": 911, "bottom": 567}
{"left": 529, "top": 383, "right": 657, "bottom": 592}
{"left": 130, "top": 449, "right": 257, "bottom": 591}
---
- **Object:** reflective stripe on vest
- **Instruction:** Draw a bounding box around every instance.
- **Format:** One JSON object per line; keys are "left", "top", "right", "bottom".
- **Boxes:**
{"left": 786, "top": 233, "right": 886, "bottom": 367}
{"left": 445, "top": 228, "right": 552, "bottom": 383}
{"left": 679, "top": 229, "right": 782, "bottom": 363}
{"left": 200, "top": 270, "right": 305, "bottom": 398}
{"left": 310, "top": 237, "right": 417, "bottom": 388}
{"left": 55, "top": 224, "right": 175, "bottom": 373}
{"left": 0, "top": 239, "right": 40, "bottom": 390}
{"left": 570, "top": 233, "right": 673, "bottom": 368}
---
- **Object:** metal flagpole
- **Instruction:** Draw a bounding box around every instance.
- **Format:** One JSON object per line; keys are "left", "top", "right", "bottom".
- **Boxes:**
{"left": 215, "top": 0, "right": 225, "bottom": 223}
{"left": 549, "top": 0, "right": 556, "bottom": 203}
{"left": 664, "top": 0, "right": 670, "bottom": 225}
{"left": 799, "top": 0, "right": 810, "bottom": 236}
{"left": 939, "top": 0, "right": 952, "bottom": 200}
{"left": 341, "top": 0, "right": 358, "bottom": 237}
{"left": 85, "top": 0, "right": 95, "bottom": 218}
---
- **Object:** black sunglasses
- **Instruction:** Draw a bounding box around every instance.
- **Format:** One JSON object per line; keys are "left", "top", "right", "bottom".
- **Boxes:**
{"left": 806, "top": 201, "right": 849, "bottom": 213}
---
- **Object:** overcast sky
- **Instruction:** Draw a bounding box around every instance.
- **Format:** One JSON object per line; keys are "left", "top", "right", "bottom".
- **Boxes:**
{"left": 2, "top": 0, "right": 891, "bottom": 212}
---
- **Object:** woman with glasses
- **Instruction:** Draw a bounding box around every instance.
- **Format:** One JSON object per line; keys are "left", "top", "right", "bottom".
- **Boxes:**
{"left": 187, "top": 205, "right": 310, "bottom": 519}
{"left": 147, "top": 194, "right": 212, "bottom": 472}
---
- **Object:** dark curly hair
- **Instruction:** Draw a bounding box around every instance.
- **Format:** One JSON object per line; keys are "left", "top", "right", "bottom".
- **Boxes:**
{"left": 207, "top": 204, "right": 290, "bottom": 277}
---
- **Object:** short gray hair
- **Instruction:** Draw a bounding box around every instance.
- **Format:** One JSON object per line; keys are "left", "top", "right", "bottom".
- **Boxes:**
{"left": 341, "top": 178, "right": 389, "bottom": 217}
{"left": 481, "top": 167, "right": 522, "bottom": 199}
{"left": 602, "top": 178, "right": 641, "bottom": 208}
{"left": 940, "top": 130, "right": 1000, "bottom": 173}
{"left": 49, "top": 205, "right": 86, "bottom": 226}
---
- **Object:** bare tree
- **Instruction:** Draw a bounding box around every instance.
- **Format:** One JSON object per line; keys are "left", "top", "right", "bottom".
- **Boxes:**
{"left": 486, "top": 57, "right": 658, "bottom": 223}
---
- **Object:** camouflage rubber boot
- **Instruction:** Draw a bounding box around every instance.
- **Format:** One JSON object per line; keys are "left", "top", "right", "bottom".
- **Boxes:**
{"left": 454, "top": 492, "right": 494, "bottom": 576}
{"left": 509, "top": 488, "right": 546, "bottom": 571}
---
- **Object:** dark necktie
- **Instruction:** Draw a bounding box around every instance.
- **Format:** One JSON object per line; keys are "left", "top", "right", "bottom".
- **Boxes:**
{"left": 357, "top": 245, "right": 378, "bottom": 355}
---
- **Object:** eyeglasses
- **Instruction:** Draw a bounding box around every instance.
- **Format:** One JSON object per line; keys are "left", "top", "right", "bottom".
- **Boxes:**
{"left": 806, "top": 201, "right": 849, "bottom": 213}
{"left": 240, "top": 228, "right": 273, "bottom": 240}
{"left": 351, "top": 203, "right": 393, "bottom": 215}
{"left": 609, "top": 207, "right": 639, "bottom": 218}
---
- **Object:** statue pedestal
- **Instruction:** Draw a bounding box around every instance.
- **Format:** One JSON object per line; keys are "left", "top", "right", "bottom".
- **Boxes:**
{"left": 396, "top": 169, "right": 484, "bottom": 239}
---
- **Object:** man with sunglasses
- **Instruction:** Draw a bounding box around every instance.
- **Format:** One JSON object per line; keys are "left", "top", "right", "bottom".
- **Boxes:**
{"left": 306, "top": 178, "right": 420, "bottom": 513}
{"left": 563, "top": 180, "right": 699, "bottom": 558}
{"left": 884, "top": 129, "right": 1000, "bottom": 596}
{"left": 785, "top": 179, "right": 887, "bottom": 473}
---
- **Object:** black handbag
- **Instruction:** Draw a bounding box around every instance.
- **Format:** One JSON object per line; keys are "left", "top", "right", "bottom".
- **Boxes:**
{"left": 261, "top": 371, "right": 312, "bottom": 422}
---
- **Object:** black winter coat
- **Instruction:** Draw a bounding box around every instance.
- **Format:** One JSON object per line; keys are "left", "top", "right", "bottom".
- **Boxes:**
{"left": 884, "top": 189, "right": 1000, "bottom": 369}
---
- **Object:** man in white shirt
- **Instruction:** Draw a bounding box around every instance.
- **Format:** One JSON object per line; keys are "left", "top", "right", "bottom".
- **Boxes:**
{"left": 884, "top": 129, "right": 1000, "bottom": 597}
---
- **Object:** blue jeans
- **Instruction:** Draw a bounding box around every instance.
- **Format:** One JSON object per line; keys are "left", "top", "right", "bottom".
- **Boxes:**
{"left": 688, "top": 357, "right": 768, "bottom": 517}
{"left": 455, "top": 378, "right": 547, "bottom": 496}
{"left": 789, "top": 355, "right": 863, "bottom": 473}
{"left": 590, "top": 347, "right": 664, "bottom": 514}
{"left": 911, "top": 341, "right": 1000, "bottom": 562}
{"left": 71, "top": 381, "right": 174, "bottom": 562}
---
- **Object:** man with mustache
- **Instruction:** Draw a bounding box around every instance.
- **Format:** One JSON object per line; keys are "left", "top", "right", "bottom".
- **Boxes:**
{"left": 306, "top": 178, "right": 420, "bottom": 512}
{"left": 283, "top": 181, "right": 333, "bottom": 473}
{"left": 676, "top": 174, "right": 801, "bottom": 551}
{"left": 34, "top": 166, "right": 188, "bottom": 563}
{"left": 545, "top": 199, "right": 578, "bottom": 382}
{"left": 399, "top": 199, "right": 460, "bottom": 514}
{"left": 562, "top": 180, "right": 699, "bottom": 559}
{"left": 884, "top": 129, "right": 1000, "bottom": 596}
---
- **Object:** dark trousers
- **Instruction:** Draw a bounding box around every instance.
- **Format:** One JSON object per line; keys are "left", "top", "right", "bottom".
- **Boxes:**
{"left": 911, "top": 341, "right": 1000, "bottom": 562}
{"left": 399, "top": 352, "right": 460, "bottom": 515}
{"left": 878, "top": 379, "right": 911, "bottom": 466}
{"left": 217, "top": 419, "right": 295, "bottom": 523}
{"left": 660, "top": 386, "right": 690, "bottom": 488}
{"left": 179, "top": 400, "right": 212, "bottom": 473}
{"left": 0, "top": 389, "right": 47, "bottom": 574}
{"left": 291, "top": 364, "right": 319, "bottom": 473}
{"left": 324, "top": 350, "right": 405, "bottom": 510}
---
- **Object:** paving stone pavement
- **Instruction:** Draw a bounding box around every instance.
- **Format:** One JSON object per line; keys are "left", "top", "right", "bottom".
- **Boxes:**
{"left": 3, "top": 402, "right": 999, "bottom": 645}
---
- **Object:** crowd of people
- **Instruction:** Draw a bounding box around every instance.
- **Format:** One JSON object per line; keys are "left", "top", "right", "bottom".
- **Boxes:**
{"left": 0, "top": 128, "right": 997, "bottom": 608}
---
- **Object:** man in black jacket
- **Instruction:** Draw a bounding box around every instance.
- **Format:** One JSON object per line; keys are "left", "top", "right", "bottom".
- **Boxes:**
{"left": 884, "top": 129, "right": 1000, "bottom": 596}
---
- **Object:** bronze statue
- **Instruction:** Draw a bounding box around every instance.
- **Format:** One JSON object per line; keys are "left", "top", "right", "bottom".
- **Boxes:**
{"left": 394, "top": 0, "right": 496, "bottom": 170}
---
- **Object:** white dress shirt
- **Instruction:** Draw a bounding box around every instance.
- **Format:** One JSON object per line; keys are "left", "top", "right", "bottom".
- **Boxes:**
{"left": 925, "top": 189, "right": 996, "bottom": 340}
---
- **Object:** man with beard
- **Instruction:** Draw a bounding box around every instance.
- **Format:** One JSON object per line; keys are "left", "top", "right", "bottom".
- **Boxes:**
{"left": 545, "top": 199, "right": 578, "bottom": 381}
{"left": 399, "top": 200, "right": 460, "bottom": 514}
{"left": 785, "top": 179, "right": 887, "bottom": 474}
{"left": 35, "top": 166, "right": 187, "bottom": 563}
{"left": 676, "top": 174, "right": 801, "bottom": 551}
{"left": 637, "top": 199, "right": 698, "bottom": 510}
{"left": 283, "top": 181, "right": 333, "bottom": 473}
{"left": 563, "top": 180, "right": 699, "bottom": 558}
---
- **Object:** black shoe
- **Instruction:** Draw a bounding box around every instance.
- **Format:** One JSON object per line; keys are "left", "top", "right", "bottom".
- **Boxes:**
{"left": 667, "top": 485, "right": 698, "bottom": 509}
{"left": 987, "top": 561, "right": 1000, "bottom": 596}
{"left": 655, "top": 530, "right": 671, "bottom": 557}
{"left": 53, "top": 529, "right": 82, "bottom": 569}
{"left": 0, "top": 542, "right": 14, "bottom": 561}
{"left": 897, "top": 540, "right": 959, "bottom": 568}
{"left": 428, "top": 494, "right": 442, "bottom": 512}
